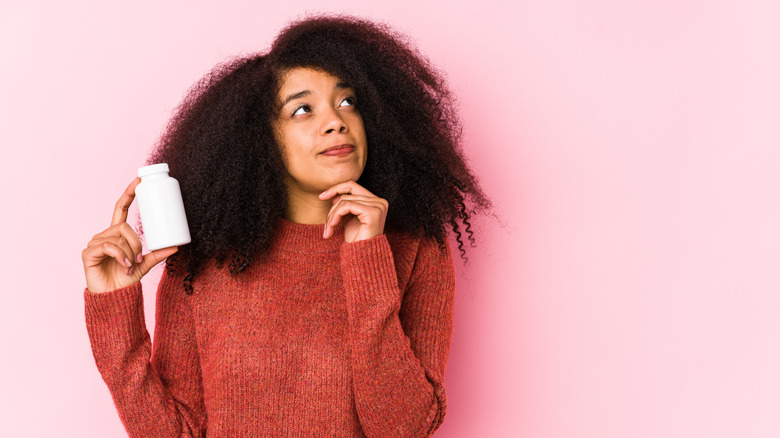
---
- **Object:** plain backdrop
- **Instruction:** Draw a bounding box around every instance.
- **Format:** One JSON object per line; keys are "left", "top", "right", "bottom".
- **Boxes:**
{"left": 1, "top": 1, "right": 779, "bottom": 437}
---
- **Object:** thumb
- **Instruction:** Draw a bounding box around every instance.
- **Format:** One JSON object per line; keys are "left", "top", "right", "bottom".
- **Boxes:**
{"left": 138, "top": 246, "right": 179, "bottom": 276}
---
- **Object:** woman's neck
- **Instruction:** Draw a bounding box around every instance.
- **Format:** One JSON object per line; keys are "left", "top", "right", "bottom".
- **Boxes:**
{"left": 284, "top": 188, "right": 331, "bottom": 224}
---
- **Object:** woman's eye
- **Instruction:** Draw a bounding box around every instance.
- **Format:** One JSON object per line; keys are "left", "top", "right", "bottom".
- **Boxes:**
{"left": 340, "top": 96, "right": 356, "bottom": 107}
{"left": 292, "top": 105, "right": 310, "bottom": 116}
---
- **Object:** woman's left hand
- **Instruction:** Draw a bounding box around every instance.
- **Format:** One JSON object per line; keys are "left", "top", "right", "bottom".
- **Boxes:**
{"left": 320, "top": 181, "right": 388, "bottom": 243}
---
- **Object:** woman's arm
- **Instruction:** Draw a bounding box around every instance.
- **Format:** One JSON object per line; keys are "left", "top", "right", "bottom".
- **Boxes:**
{"left": 84, "top": 269, "right": 207, "bottom": 437}
{"left": 340, "top": 235, "right": 455, "bottom": 438}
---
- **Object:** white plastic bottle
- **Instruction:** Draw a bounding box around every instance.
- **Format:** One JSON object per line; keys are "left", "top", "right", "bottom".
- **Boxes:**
{"left": 136, "top": 163, "right": 191, "bottom": 251}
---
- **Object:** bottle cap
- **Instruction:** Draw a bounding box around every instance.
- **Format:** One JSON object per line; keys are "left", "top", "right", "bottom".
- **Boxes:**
{"left": 138, "top": 163, "right": 170, "bottom": 178}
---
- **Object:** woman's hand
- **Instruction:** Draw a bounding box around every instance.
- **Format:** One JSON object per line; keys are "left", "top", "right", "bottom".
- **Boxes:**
{"left": 319, "top": 181, "right": 388, "bottom": 243}
{"left": 81, "top": 177, "right": 179, "bottom": 293}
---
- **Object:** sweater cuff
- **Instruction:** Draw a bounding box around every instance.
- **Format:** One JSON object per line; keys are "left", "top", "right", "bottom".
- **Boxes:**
{"left": 84, "top": 282, "right": 147, "bottom": 351}
{"left": 340, "top": 234, "right": 400, "bottom": 312}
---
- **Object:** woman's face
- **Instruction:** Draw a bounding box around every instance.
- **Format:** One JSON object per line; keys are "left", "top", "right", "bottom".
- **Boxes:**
{"left": 272, "top": 67, "right": 368, "bottom": 196}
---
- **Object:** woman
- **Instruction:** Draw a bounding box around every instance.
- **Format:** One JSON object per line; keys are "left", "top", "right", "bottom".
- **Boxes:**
{"left": 81, "top": 15, "right": 490, "bottom": 437}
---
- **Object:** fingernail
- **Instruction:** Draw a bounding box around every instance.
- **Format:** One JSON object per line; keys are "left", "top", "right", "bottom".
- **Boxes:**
{"left": 319, "top": 191, "right": 326, "bottom": 199}
{"left": 128, "top": 265, "right": 134, "bottom": 276}
{"left": 124, "top": 257, "right": 132, "bottom": 267}
{"left": 136, "top": 253, "right": 143, "bottom": 263}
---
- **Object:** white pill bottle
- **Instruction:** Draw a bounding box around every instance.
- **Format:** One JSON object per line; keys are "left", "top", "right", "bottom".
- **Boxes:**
{"left": 135, "top": 163, "right": 192, "bottom": 251}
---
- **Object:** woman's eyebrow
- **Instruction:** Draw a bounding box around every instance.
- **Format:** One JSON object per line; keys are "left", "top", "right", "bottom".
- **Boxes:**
{"left": 280, "top": 90, "right": 310, "bottom": 108}
{"left": 279, "top": 83, "right": 353, "bottom": 109}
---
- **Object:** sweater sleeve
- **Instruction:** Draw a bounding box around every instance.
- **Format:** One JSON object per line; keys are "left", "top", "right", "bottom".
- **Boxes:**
{"left": 84, "top": 269, "right": 207, "bottom": 437}
{"left": 340, "top": 234, "right": 455, "bottom": 438}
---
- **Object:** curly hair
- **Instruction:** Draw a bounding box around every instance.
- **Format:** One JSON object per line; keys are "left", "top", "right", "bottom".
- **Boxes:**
{"left": 144, "top": 14, "right": 491, "bottom": 294}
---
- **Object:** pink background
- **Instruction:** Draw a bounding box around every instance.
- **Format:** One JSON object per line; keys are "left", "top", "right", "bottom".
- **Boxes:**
{"left": 1, "top": 1, "right": 779, "bottom": 436}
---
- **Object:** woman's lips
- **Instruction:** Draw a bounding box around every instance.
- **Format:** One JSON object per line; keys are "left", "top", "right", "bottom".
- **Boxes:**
{"left": 320, "top": 144, "right": 355, "bottom": 156}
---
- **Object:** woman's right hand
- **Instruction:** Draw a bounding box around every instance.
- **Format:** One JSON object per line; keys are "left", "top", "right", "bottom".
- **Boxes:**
{"left": 82, "top": 177, "right": 180, "bottom": 293}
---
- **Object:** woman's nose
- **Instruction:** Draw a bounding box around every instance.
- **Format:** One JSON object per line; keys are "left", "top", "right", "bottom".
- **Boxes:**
{"left": 321, "top": 107, "right": 348, "bottom": 135}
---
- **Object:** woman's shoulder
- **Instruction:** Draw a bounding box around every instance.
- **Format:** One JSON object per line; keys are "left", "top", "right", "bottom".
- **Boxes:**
{"left": 384, "top": 227, "right": 421, "bottom": 255}
{"left": 385, "top": 228, "right": 449, "bottom": 255}
{"left": 384, "top": 228, "right": 452, "bottom": 276}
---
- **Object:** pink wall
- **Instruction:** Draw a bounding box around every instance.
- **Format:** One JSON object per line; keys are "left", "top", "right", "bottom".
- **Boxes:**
{"left": 2, "top": 1, "right": 779, "bottom": 436}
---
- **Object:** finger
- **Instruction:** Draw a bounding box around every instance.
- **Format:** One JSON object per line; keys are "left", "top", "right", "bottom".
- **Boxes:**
{"left": 136, "top": 246, "right": 179, "bottom": 277}
{"left": 111, "top": 177, "right": 142, "bottom": 227}
{"left": 325, "top": 200, "right": 384, "bottom": 237}
{"left": 324, "top": 198, "right": 386, "bottom": 239}
{"left": 89, "top": 222, "right": 127, "bottom": 243}
{"left": 90, "top": 223, "right": 143, "bottom": 253}
{"left": 116, "top": 222, "right": 143, "bottom": 262}
{"left": 326, "top": 194, "right": 385, "bottom": 212}
{"left": 328, "top": 195, "right": 388, "bottom": 213}
{"left": 329, "top": 194, "right": 379, "bottom": 203}
{"left": 88, "top": 226, "right": 143, "bottom": 264}
{"left": 327, "top": 196, "right": 386, "bottom": 221}
{"left": 82, "top": 241, "right": 134, "bottom": 270}
{"left": 88, "top": 236, "right": 138, "bottom": 269}
{"left": 319, "top": 180, "right": 375, "bottom": 200}
{"left": 325, "top": 195, "right": 388, "bottom": 239}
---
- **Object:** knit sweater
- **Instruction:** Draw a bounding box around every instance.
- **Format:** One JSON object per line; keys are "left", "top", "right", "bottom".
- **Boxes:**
{"left": 84, "top": 218, "right": 455, "bottom": 437}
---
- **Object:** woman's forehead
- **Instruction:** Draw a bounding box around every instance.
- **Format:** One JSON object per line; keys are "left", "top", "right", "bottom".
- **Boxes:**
{"left": 279, "top": 67, "right": 344, "bottom": 87}
{"left": 276, "top": 67, "right": 352, "bottom": 103}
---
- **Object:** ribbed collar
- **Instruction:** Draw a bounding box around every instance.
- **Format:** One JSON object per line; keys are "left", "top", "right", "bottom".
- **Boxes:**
{"left": 270, "top": 217, "right": 345, "bottom": 253}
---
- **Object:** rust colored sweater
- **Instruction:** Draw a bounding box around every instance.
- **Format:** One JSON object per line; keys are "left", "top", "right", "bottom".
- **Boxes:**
{"left": 84, "top": 219, "right": 455, "bottom": 437}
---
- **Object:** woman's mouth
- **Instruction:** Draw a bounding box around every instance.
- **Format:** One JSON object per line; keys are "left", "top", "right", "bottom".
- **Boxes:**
{"left": 320, "top": 144, "right": 355, "bottom": 156}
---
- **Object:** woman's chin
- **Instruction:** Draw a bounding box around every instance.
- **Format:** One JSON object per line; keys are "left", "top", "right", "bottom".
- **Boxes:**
{"left": 287, "top": 167, "right": 365, "bottom": 194}
{"left": 322, "top": 170, "right": 364, "bottom": 188}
